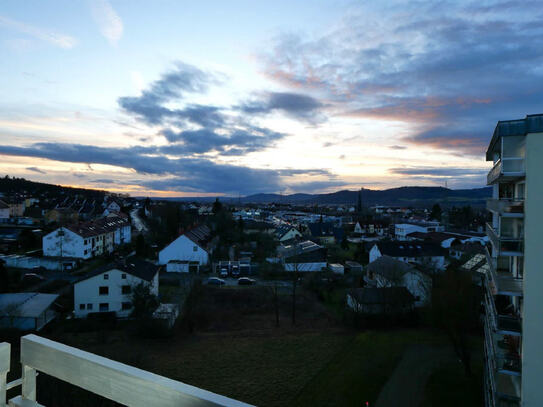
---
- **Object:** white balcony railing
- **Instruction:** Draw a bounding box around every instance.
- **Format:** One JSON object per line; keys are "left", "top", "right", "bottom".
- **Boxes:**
{"left": 1, "top": 335, "right": 254, "bottom": 407}
{"left": 487, "top": 158, "right": 525, "bottom": 185}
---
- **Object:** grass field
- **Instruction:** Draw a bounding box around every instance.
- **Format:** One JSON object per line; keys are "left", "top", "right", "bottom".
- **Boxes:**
{"left": 16, "top": 285, "right": 483, "bottom": 407}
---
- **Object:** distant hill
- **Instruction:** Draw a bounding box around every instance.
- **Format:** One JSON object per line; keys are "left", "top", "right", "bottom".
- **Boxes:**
{"left": 240, "top": 186, "right": 492, "bottom": 207}
{"left": 0, "top": 176, "right": 107, "bottom": 198}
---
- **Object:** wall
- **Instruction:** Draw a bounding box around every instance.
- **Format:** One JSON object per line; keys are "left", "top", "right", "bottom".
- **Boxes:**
{"left": 43, "top": 227, "right": 87, "bottom": 259}
{"left": 158, "top": 235, "right": 208, "bottom": 265}
{"left": 521, "top": 132, "right": 543, "bottom": 407}
{"left": 74, "top": 268, "right": 158, "bottom": 318}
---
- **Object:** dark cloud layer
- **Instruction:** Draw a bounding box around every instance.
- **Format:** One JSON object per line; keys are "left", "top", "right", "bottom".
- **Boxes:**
{"left": 240, "top": 92, "right": 324, "bottom": 122}
{"left": 0, "top": 142, "right": 338, "bottom": 195}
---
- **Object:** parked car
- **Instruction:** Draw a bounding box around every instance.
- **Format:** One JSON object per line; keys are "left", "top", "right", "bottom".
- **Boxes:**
{"left": 237, "top": 277, "right": 256, "bottom": 286}
{"left": 207, "top": 277, "right": 226, "bottom": 286}
{"left": 21, "top": 273, "right": 45, "bottom": 285}
{"left": 219, "top": 268, "right": 229, "bottom": 278}
{"left": 231, "top": 266, "right": 240, "bottom": 277}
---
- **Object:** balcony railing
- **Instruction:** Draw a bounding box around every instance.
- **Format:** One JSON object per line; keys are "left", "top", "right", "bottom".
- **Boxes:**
{"left": 486, "top": 223, "right": 523, "bottom": 256}
{"left": 486, "top": 199, "right": 524, "bottom": 216}
{"left": 487, "top": 158, "right": 525, "bottom": 185}
{"left": 1, "top": 335, "right": 254, "bottom": 407}
{"left": 485, "top": 247, "right": 523, "bottom": 297}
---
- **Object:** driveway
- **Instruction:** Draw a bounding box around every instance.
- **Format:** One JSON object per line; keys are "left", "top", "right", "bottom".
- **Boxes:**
{"left": 374, "top": 344, "right": 456, "bottom": 407}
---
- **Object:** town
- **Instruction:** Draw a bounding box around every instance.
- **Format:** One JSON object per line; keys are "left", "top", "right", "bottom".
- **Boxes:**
{"left": 0, "top": 1, "right": 539, "bottom": 406}
{"left": 0, "top": 148, "right": 503, "bottom": 406}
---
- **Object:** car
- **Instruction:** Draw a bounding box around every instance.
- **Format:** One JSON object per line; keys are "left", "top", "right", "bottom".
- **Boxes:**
{"left": 207, "top": 277, "right": 226, "bottom": 286}
{"left": 231, "top": 266, "right": 240, "bottom": 277}
{"left": 219, "top": 268, "right": 229, "bottom": 278}
{"left": 21, "top": 273, "right": 46, "bottom": 285}
{"left": 237, "top": 277, "right": 256, "bottom": 286}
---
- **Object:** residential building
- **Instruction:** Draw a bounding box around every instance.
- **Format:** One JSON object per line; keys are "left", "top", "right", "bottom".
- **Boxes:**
{"left": 306, "top": 222, "right": 344, "bottom": 244}
{"left": 44, "top": 208, "right": 79, "bottom": 225}
{"left": 158, "top": 225, "right": 211, "bottom": 266}
{"left": 394, "top": 221, "right": 444, "bottom": 240}
{"left": 483, "top": 114, "right": 543, "bottom": 406}
{"left": 278, "top": 240, "right": 327, "bottom": 272}
{"left": 369, "top": 241, "right": 447, "bottom": 270}
{"left": 275, "top": 225, "right": 302, "bottom": 243}
{"left": 0, "top": 200, "right": 9, "bottom": 219}
{"left": 0, "top": 293, "right": 59, "bottom": 331}
{"left": 73, "top": 258, "right": 159, "bottom": 318}
{"left": 365, "top": 256, "right": 432, "bottom": 307}
{"left": 42, "top": 214, "right": 131, "bottom": 259}
{"left": 346, "top": 287, "right": 415, "bottom": 314}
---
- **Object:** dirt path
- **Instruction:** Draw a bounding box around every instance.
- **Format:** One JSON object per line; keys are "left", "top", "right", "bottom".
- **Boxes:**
{"left": 374, "top": 344, "right": 455, "bottom": 407}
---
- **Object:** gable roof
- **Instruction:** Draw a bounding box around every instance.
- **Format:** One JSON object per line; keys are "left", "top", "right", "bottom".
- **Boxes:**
{"left": 367, "top": 255, "right": 415, "bottom": 280}
{"left": 184, "top": 225, "right": 211, "bottom": 247}
{"left": 0, "top": 200, "right": 9, "bottom": 209}
{"left": 64, "top": 214, "right": 130, "bottom": 238}
{"left": 76, "top": 257, "right": 159, "bottom": 284}
{"left": 373, "top": 241, "right": 447, "bottom": 258}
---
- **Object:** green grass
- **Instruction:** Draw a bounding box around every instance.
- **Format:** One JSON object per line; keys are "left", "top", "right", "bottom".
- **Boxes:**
{"left": 421, "top": 361, "right": 483, "bottom": 407}
{"left": 292, "top": 330, "right": 448, "bottom": 407}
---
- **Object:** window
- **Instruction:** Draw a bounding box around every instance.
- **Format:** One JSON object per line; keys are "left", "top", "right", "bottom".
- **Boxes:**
{"left": 84, "top": 250, "right": 88, "bottom": 255}
{"left": 79, "top": 304, "right": 85, "bottom": 310}
{"left": 87, "top": 304, "right": 93, "bottom": 310}
{"left": 121, "top": 273, "right": 127, "bottom": 279}
{"left": 193, "top": 246, "right": 198, "bottom": 252}
{"left": 99, "top": 303, "right": 109, "bottom": 312}
{"left": 104, "top": 274, "right": 109, "bottom": 280}
{"left": 122, "top": 302, "right": 131, "bottom": 310}
{"left": 84, "top": 239, "right": 87, "bottom": 245}
{"left": 122, "top": 285, "right": 131, "bottom": 294}
{"left": 99, "top": 286, "right": 109, "bottom": 295}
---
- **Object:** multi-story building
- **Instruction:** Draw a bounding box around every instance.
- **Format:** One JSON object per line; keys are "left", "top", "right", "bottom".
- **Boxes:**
{"left": 483, "top": 113, "right": 543, "bottom": 406}
{"left": 42, "top": 213, "right": 131, "bottom": 259}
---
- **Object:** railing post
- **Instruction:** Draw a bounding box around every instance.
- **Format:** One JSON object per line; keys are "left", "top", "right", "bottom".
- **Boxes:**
{"left": 0, "top": 343, "right": 10, "bottom": 407}
{"left": 21, "top": 366, "right": 36, "bottom": 402}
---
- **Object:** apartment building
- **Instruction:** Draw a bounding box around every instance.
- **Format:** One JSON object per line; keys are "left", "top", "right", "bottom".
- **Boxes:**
{"left": 483, "top": 114, "right": 543, "bottom": 407}
{"left": 43, "top": 213, "right": 131, "bottom": 259}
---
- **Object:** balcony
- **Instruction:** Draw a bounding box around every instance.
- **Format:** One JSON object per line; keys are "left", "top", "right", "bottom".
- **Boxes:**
{"left": 485, "top": 248, "right": 523, "bottom": 297}
{"left": 487, "top": 158, "right": 525, "bottom": 185}
{"left": 486, "top": 199, "right": 524, "bottom": 217}
{"left": 486, "top": 223, "right": 523, "bottom": 256}
{"left": 1, "top": 335, "right": 253, "bottom": 407}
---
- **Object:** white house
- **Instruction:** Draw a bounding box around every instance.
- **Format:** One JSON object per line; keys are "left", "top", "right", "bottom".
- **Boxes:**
{"left": 369, "top": 241, "right": 446, "bottom": 271}
{"left": 105, "top": 200, "right": 121, "bottom": 213}
{"left": 394, "top": 222, "right": 444, "bottom": 240}
{"left": 275, "top": 226, "right": 302, "bottom": 242}
{"left": 366, "top": 256, "right": 432, "bottom": 307}
{"left": 0, "top": 200, "right": 9, "bottom": 219}
{"left": 74, "top": 259, "right": 159, "bottom": 318}
{"left": 158, "top": 225, "right": 211, "bottom": 266}
{"left": 43, "top": 214, "right": 131, "bottom": 259}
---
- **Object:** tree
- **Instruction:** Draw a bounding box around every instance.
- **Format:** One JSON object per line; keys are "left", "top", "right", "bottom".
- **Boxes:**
{"left": 130, "top": 282, "right": 159, "bottom": 319}
{"left": 340, "top": 236, "right": 349, "bottom": 250}
{"left": 0, "top": 261, "right": 9, "bottom": 293}
{"left": 430, "top": 203, "right": 442, "bottom": 221}
{"left": 357, "top": 189, "right": 362, "bottom": 212}
{"left": 135, "top": 234, "right": 146, "bottom": 257}
{"left": 431, "top": 266, "right": 480, "bottom": 376}
{"left": 212, "top": 198, "right": 223, "bottom": 214}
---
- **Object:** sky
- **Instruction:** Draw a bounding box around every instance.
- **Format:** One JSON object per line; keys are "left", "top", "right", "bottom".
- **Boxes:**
{"left": 0, "top": 0, "right": 542, "bottom": 197}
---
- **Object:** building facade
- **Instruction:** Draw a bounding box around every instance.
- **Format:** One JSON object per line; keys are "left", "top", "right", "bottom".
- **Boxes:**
{"left": 483, "top": 114, "right": 543, "bottom": 406}
{"left": 74, "top": 260, "right": 159, "bottom": 318}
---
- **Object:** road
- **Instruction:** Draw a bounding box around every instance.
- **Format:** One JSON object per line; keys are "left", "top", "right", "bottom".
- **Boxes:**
{"left": 130, "top": 208, "right": 148, "bottom": 233}
{"left": 374, "top": 344, "right": 456, "bottom": 407}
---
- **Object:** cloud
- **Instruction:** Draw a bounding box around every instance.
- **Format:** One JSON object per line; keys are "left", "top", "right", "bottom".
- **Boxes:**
{"left": 259, "top": 1, "right": 543, "bottom": 154}
{"left": 89, "top": 0, "right": 123, "bottom": 45}
{"left": 388, "top": 145, "right": 407, "bottom": 150}
{"left": 26, "top": 166, "right": 46, "bottom": 174}
{"left": 389, "top": 166, "right": 486, "bottom": 177}
{"left": 0, "top": 15, "right": 76, "bottom": 48}
{"left": 240, "top": 92, "right": 325, "bottom": 122}
{"left": 118, "top": 62, "right": 216, "bottom": 125}
{"left": 0, "top": 142, "right": 335, "bottom": 195}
